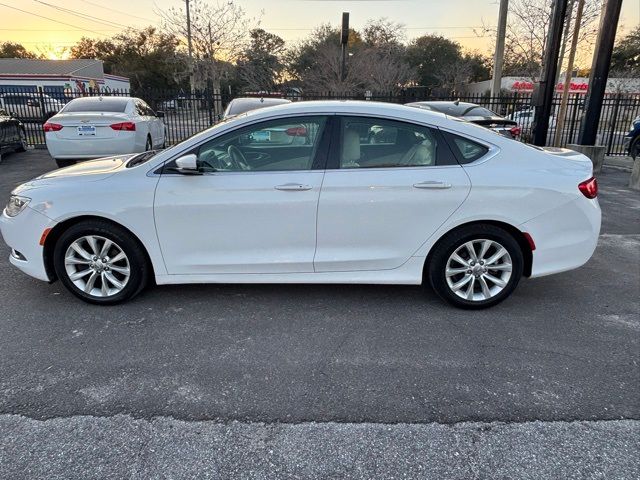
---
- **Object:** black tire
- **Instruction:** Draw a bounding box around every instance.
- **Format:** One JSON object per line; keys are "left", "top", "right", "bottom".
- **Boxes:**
{"left": 630, "top": 136, "right": 640, "bottom": 160}
{"left": 145, "top": 135, "right": 152, "bottom": 151}
{"left": 55, "top": 158, "right": 76, "bottom": 168}
{"left": 16, "top": 128, "right": 27, "bottom": 152}
{"left": 53, "top": 220, "right": 150, "bottom": 305}
{"left": 427, "top": 224, "right": 524, "bottom": 309}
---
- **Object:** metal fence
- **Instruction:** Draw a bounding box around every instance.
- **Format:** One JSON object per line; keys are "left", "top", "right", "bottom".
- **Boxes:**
{"left": 2, "top": 86, "right": 637, "bottom": 155}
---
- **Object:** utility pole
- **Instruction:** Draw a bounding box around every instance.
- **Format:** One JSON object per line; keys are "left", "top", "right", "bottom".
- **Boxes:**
{"left": 578, "top": 0, "right": 623, "bottom": 146}
{"left": 532, "top": 0, "right": 568, "bottom": 146}
{"left": 554, "top": 0, "right": 584, "bottom": 147}
{"left": 491, "top": 0, "right": 508, "bottom": 97}
{"left": 186, "top": 0, "right": 194, "bottom": 91}
{"left": 340, "top": 12, "right": 349, "bottom": 83}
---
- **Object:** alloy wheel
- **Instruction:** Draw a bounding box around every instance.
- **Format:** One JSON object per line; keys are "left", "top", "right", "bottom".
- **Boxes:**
{"left": 64, "top": 235, "right": 131, "bottom": 297}
{"left": 445, "top": 239, "right": 513, "bottom": 302}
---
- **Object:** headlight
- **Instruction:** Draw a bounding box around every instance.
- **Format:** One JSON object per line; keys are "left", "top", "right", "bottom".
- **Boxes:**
{"left": 4, "top": 195, "right": 30, "bottom": 217}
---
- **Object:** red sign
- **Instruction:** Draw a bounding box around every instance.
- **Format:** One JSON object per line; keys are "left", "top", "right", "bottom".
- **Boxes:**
{"left": 512, "top": 80, "right": 588, "bottom": 92}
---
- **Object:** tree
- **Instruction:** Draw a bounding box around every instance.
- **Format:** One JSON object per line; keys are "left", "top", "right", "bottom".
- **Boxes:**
{"left": 158, "top": 1, "right": 256, "bottom": 88}
{"left": 0, "top": 42, "right": 37, "bottom": 59}
{"left": 70, "top": 28, "right": 188, "bottom": 91}
{"left": 405, "top": 35, "right": 464, "bottom": 88}
{"left": 502, "top": 0, "right": 603, "bottom": 79}
{"left": 236, "top": 29, "right": 286, "bottom": 92}
{"left": 611, "top": 26, "right": 640, "bottom": 76}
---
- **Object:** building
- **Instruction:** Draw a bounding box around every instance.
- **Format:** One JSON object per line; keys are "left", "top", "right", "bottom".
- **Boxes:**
{"left": 0, "top": 59, "right": 130, "bottom": 95}
{"left": 463, "top": 76, "right": 640, "bottom": 95}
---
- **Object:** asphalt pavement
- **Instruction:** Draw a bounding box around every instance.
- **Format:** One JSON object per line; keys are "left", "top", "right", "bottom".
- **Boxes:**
{"left": 0, "top": 149, "right": 638, "bottom": 479}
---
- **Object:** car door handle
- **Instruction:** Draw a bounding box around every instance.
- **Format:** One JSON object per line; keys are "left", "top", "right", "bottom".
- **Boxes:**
{"left": 413, "top": 181, "right": 452, "bottom": 189}
{"left": 274, "top": 183, "right": 313, "bottom": 191}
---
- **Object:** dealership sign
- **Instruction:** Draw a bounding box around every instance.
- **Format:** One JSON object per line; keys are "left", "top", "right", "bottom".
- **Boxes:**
{"left": 511, "top": 80, "right": 589, "bottom": 92}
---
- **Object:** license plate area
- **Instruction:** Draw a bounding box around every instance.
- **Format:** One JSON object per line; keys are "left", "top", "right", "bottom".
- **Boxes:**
{"left": 77, "top": 125, "right": 96, "bottom": 136}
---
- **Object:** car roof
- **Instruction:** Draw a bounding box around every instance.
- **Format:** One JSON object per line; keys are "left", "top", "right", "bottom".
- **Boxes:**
{"left": 226, "top": 97, "right": 291, "bottom": 116}
{"left": 407, "top": 101, "right": 488, "bottom": 116}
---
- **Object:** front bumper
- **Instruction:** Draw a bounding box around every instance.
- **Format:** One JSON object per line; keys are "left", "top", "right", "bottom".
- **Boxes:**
{"left": 0, "top": 206, "right": 55, "bottom": 282}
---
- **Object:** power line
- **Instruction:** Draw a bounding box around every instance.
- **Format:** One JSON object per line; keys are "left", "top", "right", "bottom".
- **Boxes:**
{"left": 0, "top": 2, "right": 109, "bottom": 36}
{"left": 32, "top": 0, "right": 133, "bottom": 29}
{"left": 79, "top": 0, "right": 154, "bottom": 22}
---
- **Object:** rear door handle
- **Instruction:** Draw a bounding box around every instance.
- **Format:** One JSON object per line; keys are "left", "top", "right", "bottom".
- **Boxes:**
{"left": 413, "top": 181, "right": 452, "bottom": 189}
{"left": 275, "top": 183, "right": 313, "bottom": 191}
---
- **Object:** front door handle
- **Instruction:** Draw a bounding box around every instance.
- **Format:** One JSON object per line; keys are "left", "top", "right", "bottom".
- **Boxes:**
{"left": 275, "top": 183, "right": 313, "bottom": 191}
{"left": 413, "top": 181, "right": 452, "bottom": 189}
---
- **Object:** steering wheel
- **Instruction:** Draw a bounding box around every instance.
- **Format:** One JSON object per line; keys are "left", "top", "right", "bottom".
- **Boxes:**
{"left": 227, "top": 145, "right": 250, "bottom": 171}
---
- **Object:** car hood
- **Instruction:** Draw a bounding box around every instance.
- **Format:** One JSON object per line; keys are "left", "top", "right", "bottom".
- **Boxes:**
{"left": 12, "top": 154, "right": 134, "bottom": 195}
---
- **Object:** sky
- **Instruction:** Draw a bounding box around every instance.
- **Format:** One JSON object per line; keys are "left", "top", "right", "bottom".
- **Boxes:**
{"left": 0, "top": 0, "right": 638, "bottom": 59}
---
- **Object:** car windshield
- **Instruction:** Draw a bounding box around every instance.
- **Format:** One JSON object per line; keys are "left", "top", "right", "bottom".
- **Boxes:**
{"left": 63, "top": 98, "right": 128, "bottom": 113}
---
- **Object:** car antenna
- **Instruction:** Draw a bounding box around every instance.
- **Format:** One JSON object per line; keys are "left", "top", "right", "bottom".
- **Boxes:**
{"left": 454, "top": 99, "right": 460, "bottom": 106}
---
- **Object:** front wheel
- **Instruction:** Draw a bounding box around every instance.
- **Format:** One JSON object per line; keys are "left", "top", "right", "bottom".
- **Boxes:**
{"left": 427, "top": 225, "right": 523, "bottom": 309}
{"left": 53, "top": 220, "right": 150, "bottom": 305}
{"left": 55, "top": 158, "right": 76, "bottom": 168}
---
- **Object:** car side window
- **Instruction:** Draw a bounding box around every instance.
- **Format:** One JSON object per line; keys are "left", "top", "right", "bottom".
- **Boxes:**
{"left": 191, "top": 116, "right": 328, "bottom": 173}
{"left": 445, "top": 133, "right": 489, "bottom": 164}
{"left": 338, "top": 117, "right": 454, "bottom": 169}
{"left": 135, "top": 101, "right": 147, "bottom": 116}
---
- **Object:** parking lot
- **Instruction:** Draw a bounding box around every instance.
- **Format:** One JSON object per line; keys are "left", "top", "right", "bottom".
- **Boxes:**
{"left": 0, "top": 150, "right": 639, "bottom": 478}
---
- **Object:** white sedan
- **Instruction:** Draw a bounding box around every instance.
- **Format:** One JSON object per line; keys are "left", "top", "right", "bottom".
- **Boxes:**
{"left": 44, "top": 96, "right": 165, "bottom": 168}
{"left": 1, "top": 101, "right": 600, "bottom": 308}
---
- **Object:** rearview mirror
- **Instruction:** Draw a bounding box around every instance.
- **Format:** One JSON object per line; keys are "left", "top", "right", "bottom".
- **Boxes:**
{"left": 173, "top": 154, "right": 201, "bottom": 175}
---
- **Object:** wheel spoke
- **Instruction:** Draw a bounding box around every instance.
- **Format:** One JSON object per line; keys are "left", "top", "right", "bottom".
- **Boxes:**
{"left": 108, "top": 265, "right": 130, "bottom": 275}
{"left": 451, "top": 274, "right": 472, "bottom": 291}
{"left": 104, "top": 272, "right": 124, "bottom": 290}
{"left": 479, "top": 276, "right": 492, "bottom": 299}
{"left": 71, "top": 243, "right": 93, "bottom": 261}
{"left": 478, "top": 240, "right": 492, "bottom": 260}
{"left": 485, "top": 247, "right": 507, "bottom": 266}
{"left": 65, "top": 256, "right": 91, "bottom": 266}
{"left": 484, "top": 273, "right": 507, "bottom": 288}
{"left": 488, "top": 264, "right": 512, "bottom": 272}
{"left": 86, "top": 236, "right": 99, "bottom": 255}
{"left": 69, "top": 268, "right": 92, "bottom": 281}
{"left": 99, "top": 239, "right": 113, "bottom": 258}
{"left": 450, "top": 252, "right": 469, "bottom": 267}
{"left": 446, "top": 266, "right": 468, "bottom": 277}
{"left": 100, "top": 272, "right": 109, "bottom": 296}
{"left": 84, "top": 271, "right": 98, "bottom": 292}
{"left": 464, "top": 242, "right": 478, "bottom": 262}
{"left": 110, "top": 251, "right": 126, "bottom": 263}
{"left": 465, "top": 276, "right": 476, "bottom": 300}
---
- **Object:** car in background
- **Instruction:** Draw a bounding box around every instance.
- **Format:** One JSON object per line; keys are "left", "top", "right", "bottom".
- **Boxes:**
{"left": 222, "top": 97, "right": 291, "bottom": 119}
{"left": 507, "top": 108, "right": 557, "bottom": 129}
{"left": 407, "top": 101, "right": 521, "bottom": 138}
{"left": 0, "top": 93, "right": 64, "bottom": 122}
{"left": 1, "top": 101, "right": 600, "bottom": 309}
{"left": 623, "top": 115, "right": 640, "bottom": 159}
{"left": 0, "top": 108, "right": 27, "bottom": 163}
{"left": 44, "top": 96, "right": 165, "bottom": 168}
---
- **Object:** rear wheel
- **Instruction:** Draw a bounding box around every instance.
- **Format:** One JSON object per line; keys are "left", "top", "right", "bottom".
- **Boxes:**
{"left": 428, "top": 225, "right": 523, "bottom": 309}
{"left": 53, "top": 220, "right": 150, "bottom": 305}
{"left": 630, "top": 136, "right": 640, "bottom": 159}
{"left": 16, "top": 128, "right": 27, "bottom": 152}
{"left": 145, "top": 135, "right": 152, "bottom": 151}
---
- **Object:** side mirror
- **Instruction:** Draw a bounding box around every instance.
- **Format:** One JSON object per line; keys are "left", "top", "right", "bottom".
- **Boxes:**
{"left": 10, "top": 112, "right": 17, "bottom": 118}
{"left": 156, "top": 111, "right": 165, "bottom": 118}
{"left": 173, "top": 154, "right": 201, "bottom": 175}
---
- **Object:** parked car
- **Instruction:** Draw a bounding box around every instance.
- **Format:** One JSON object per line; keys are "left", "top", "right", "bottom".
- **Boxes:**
{"left": 0, "top": 92, "right": 64, "bottom": 122}
{"left": 0, "top": 108, "right": 27, "bottom": 163}
{"left": 1, "top": 101, "right": 600, "bottom": 308}
{"left": 623, "top": 115, "right": 640, "bottom": 159}
{"left": 44, "top": 96, "right": 166, "bottom": 168}
{"left": 222, "top": 97, "right": 291, "bottom": 119}
{"left": 507, "top": 108, "right": 557, "bottom": 129}
{"left": 407, "top": 101, "right": 521, "bottom": 138}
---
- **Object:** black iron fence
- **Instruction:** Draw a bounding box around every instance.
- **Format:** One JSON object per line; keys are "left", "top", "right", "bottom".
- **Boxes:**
{"left": 1, "top": 86, "right": 637, "bottom": 155}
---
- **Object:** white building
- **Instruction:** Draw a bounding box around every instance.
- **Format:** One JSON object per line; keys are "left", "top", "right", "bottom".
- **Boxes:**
{"left": 0, "top": 59, "right": 130, "bottom": 95}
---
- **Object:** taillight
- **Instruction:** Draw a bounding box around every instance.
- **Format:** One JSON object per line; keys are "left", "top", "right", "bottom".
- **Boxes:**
{"left": 110, "top": 122, "right": 136, "bottom": 131}
{"left": 43, "top": 122, "right": 63, "bottom": 132}
{"left": 509, "top": 126, "right": 521, "bottom": 137}
{"left": 578, "top": 177, "right": 598, "bottom": 199}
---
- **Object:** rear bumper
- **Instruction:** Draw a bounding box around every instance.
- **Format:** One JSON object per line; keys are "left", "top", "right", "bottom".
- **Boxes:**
{"left": 46, "top": 134, "right": 139, "bottom": 159}
{"left": 0, "top": 207, "right": 55, "bottom": 282}
{"left": 522, "top": 197, "right": 601, "bottom": 278}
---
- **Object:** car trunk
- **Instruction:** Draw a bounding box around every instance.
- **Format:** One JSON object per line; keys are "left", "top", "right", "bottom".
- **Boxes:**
{"left": 53, "top": 113, "right": 131, "bottom": 140}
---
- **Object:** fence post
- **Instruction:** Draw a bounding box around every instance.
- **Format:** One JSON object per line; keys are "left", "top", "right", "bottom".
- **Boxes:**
{"left": 37, "top": 86, "right": 46, "bottom": 122}
{"left": 206, "top": 80, "right": 214, "bottom": 126}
